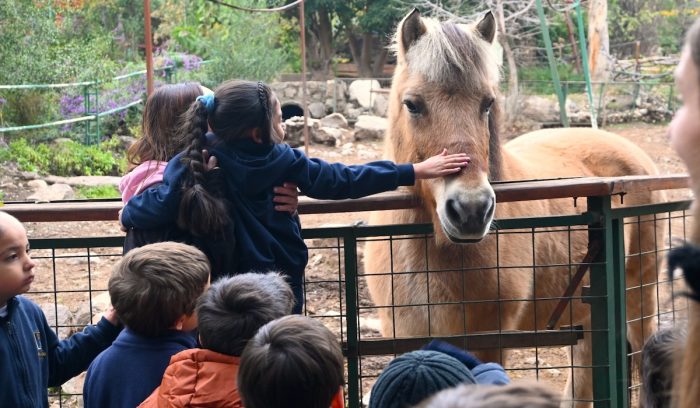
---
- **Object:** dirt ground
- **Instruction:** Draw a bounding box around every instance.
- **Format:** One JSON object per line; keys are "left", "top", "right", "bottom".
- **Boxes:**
{"left": 10, "top": 121, "right": 693, "bottom": 406}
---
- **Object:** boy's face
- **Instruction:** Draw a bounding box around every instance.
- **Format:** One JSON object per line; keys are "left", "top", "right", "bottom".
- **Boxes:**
{"left": 0, "top": 215, "right": 36, "bottom": 307}
{"left": 670, "top": 47, "right": 700, "bottom": 170}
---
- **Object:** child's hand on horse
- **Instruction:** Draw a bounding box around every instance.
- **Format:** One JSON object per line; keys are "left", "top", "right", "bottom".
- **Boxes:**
{"left": 413, "top": 149, "right": 471, "bottom": 179}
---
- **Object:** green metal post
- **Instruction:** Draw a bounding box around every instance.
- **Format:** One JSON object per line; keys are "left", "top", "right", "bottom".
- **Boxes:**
{"left": 83, "top": 85, "right": 90, "bottom": 144}
{"left": 574, "top": 1, "right": 598, "bottom": 128}
{"left": 343, "top": 230, "right": 360, "bottom": 408}
{"left": 94, "top": 88, "right": 100, "bottom": 144}
{"left": 535, "top": 0, "right": 569, "bottom": 127}
{"left": 586, "top": 196, "right": 628, "bottom": 408}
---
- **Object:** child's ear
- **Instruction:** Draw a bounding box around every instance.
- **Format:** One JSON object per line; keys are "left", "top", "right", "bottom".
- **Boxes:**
{"left": 250, "top": 128, "right": 263, "bottom": 144}
{"left": 173, "top": 315, "right": 186, "bottom": 330}
{"left": 330, "top": 387, "right": 344, "bottom": 408}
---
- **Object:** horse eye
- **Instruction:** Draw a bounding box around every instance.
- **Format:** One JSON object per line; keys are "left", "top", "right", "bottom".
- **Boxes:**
{"left": 482, "top": 97, "right": 495, "bottom": 115}
{"left": 403, "top": 99, "right": 421, "bottom": 115}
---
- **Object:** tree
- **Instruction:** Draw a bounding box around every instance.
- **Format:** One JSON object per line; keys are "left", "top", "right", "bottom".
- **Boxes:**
{"left": 588, "top": 0, "right": 610, "bottom": 82}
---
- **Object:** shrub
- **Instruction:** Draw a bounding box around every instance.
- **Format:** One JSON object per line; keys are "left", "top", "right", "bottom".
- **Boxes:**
{"left": 0, "top": 138, "right": 126, "bottom": 177}
{"left": 74, "top": 185, "right": 121, "bottom": 199}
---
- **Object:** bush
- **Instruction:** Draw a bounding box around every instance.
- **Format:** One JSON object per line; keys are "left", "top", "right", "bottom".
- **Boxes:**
{"left": 0, "top": 138, "right": 126, "bottom": 177}
{"left": 74, "top": 185, "right": 121, "bottom": 199}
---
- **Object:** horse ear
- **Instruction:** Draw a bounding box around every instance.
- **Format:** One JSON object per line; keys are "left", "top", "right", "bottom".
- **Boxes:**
{"left": 476, "top": 11, "right": 496, "bottom": 43}
{"left": 400, "top": 8, "right": 427, "bottom": 52}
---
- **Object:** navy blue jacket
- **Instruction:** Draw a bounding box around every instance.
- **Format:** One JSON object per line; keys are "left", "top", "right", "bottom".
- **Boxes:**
{"left": 0, "top": 296, "right": 120, "bottom": 408}
{"left": 121, "top": 137, "right": 415, "bottom": 277}
{"left": 83, "top": 328, "right": 197, "bottom": 408}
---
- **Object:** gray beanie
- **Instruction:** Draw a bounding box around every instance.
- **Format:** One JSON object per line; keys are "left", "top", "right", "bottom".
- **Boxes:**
{"left": 368, "top": 350, "right": 477, "bottom": 408}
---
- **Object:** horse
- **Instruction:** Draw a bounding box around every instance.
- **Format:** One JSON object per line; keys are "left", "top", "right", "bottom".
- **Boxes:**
{"left": 364, "top": 9, "right": 664, "bottom": 407}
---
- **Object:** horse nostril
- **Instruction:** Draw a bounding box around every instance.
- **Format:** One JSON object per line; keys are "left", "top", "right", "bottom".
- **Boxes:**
{"left": 446, "top": 198, "right": 462, "bottom": 222}
{"left": 482, "top": 197, "right": 495, "bottom": 222}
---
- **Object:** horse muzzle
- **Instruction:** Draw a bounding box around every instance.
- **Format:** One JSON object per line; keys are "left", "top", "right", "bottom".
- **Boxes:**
{"left": 437, "top": 185, "right": 496, "bottom": 243}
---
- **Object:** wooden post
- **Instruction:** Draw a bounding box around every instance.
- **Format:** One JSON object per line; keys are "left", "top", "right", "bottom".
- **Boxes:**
{"left": 299, "top": 0, "right": 309, "bottom": 155}
{"left": 144, "top": 0, "right": 154, "bottom": 96}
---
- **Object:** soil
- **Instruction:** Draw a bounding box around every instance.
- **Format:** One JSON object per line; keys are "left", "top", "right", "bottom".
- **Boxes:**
{"left": 8, "top": 122, "right": 692, "bottom": 406}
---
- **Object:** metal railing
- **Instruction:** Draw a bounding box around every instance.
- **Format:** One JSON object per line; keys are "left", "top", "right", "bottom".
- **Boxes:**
{"left": 3, "top": 174, "right": 692, "bottom": 408}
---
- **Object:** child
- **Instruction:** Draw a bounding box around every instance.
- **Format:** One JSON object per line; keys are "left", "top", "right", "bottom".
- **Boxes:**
{"left": 82, "top": 241, "right": 210, "bottom": 408}
{"left": 139, "top": 272, "right": 294, "bottom": 407}
{"left": 120, "top": 82, "right": 299, "bottom": 280}
{"left": 120, "top": 80, "right": 470, "bottom": 312}
{"left": 0, "top": 211, "right": 121, "bottom": 407}
{"left": 665, "top": 16, "right": 700, "bottom": 408}
{"left": 415, "top": 382, "right": 561, "bottom": 408}
{"left": 368, "top": 350, "right": 477, "bottom": 408}
{"left": 237, "top": 314, "right": 345, "bottom": 408}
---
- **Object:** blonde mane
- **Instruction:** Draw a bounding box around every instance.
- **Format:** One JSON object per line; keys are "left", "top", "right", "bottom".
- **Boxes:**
{"left": 391, "top": 16, "right": 501, "bottom": 91}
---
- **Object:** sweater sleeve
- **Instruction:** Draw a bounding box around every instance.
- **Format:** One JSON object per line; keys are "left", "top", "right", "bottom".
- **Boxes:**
{"left": 292, "top": 149, "right": 415, "bottom": 199}
{"left": 46, "top": 317, "right": 121, "bottom": 387}
{"left": 120, "top": 156, "right": 188, "bottom": 229}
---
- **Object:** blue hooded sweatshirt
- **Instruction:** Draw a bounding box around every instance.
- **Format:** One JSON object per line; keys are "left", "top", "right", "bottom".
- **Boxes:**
{"left": 0, "top": 296, "right": 120, "bottom": 408}
{"left": 121, "top": 137, "right": 415, "bottom": 282}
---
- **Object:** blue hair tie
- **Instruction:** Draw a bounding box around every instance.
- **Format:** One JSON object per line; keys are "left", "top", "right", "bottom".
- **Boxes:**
{"left": 196, "top": 94, "right": 216, "bottom": 114}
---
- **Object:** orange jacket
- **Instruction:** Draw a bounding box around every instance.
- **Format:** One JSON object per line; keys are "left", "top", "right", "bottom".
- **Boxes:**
{"left": 139, "top": 348, "right": 242, "bottom": 408}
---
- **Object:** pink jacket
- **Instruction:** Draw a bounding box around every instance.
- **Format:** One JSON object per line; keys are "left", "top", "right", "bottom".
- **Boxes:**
{"left": 119, "top": 160, "right": 167, "bottom": 203}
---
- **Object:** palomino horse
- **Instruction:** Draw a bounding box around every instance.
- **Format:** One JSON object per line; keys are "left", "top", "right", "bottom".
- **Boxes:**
{"left": 364, "top": 9, "right": 663, "bottom": 406}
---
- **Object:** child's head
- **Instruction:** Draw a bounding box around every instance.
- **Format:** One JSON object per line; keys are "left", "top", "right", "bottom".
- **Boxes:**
{"left": 238, "top": 315, "right": 345, "bottom": 408}
{"left": 670, "top": 17, "right": 700, "bottom": 170}
{"left": 108, "top": 241, "right": 210, "bottom": 337}
{"left": 415, "top": 382, "right": 560, "bottom": 408}
{"left": 0, "top": 211, "right": 36, "bottom": 307}
{"left": 127, "top": 82, "right": 208, "bottom": 168}
{"left": 180, "top": 79, "right": 284, "bottom": 147}
{"left": 368, "top": 350, "right": 476, "bottom": 408}
{"left": 196, "top": 272, "right": 294, "bottom": 356}
{"left": 641, "top": 325, "right": 686, "bottom": 407}
{"left": 176, "top": 80, "right": 284, "bottom": 236}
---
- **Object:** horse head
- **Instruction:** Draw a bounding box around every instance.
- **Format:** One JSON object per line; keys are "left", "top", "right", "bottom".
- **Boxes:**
{"left": 388, "top": 9, "right": 503, "bottom": 244}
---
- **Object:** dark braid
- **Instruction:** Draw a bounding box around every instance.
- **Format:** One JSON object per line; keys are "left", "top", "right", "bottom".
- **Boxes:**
{"left": 177, "top": 100, "right": 230, "bottom": 237}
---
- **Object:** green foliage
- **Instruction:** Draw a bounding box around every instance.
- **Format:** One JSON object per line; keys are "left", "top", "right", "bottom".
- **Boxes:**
{"left": 154, "top": 0, "right": 289, "bottom": 82}
{"left": 0, "top": 138, "right": 126, "bottom": 177}
{"left": 74, "top": 184, "right": 120, "bottom": 199}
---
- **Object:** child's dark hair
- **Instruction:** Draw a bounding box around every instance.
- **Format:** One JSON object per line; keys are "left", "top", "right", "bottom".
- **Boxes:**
{"left": 238, "top": 315, "right": 344, "bottom": 408}
{"left": 196, "top": 272, "right": 294, "bottom": 356}
{"left": 108, "top": 241, "right": 210, "bottom": 337}
{"left": 126, "top": 82, "right": 204, "bottom": 170}
{"left": 176, "top": 80, "right": 277, "bottom": 236}
{"left": 641, "top": 325, "right": 686, "bottom": 407}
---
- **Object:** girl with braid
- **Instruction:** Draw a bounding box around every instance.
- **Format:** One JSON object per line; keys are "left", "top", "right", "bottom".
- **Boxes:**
{"left": 119, "top": 82, "right": 299, "bottom": 280}
{"left": 121, "top": 79, "right": 470, "bottom": 312}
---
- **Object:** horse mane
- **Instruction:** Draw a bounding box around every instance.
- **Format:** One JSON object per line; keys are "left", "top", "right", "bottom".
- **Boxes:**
{"left": 391, "top": 18, "right": 500, "bottom": 93}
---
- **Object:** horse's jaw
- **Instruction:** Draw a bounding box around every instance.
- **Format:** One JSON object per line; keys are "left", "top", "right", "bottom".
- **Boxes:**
{"left": 434, "top": 179, "right": 496, "bottom": 244}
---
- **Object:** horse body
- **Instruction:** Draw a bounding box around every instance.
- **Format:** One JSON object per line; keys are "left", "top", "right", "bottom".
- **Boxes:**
{"left": 364, "top": 10, "right": 662, "bottom": 406}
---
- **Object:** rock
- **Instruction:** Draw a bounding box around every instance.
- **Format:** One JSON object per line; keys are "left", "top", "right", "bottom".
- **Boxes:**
{"left": 43, "top": 175, "right": 120, "bottom": 187}
{"left": 117, "top": 136, "right": 136, "bottom": 150}
{"left": 62, "top": 372, "right": 86, "bottom": 395}
{"left": 51, "top": 137, "right": 73, "bottom": 146}
{"left": 27, "top": 183, "right": 75, "bottom": 202}
{"left": 360, "top": 317, "right": 383, "bottom": 333}
{"left": 320, "top": 113, "right": 349, "bottom": 129}
{"left": 27, "top": 179, "right": 48, "bottom": 191}
{"left": 308, "top": 102, "right": 327, "bottom": 119}
{"left": 75, "top": 292, "right": 112, "bottom": 326}
{"left": 284, "top": 116, "right": 320, "bottom": 147}
{"left": 314, "top": 127, "right": 347, "bottom": 147}
{"left": 372, "top": 94, "right": 388, "bottom": 117}
{"left": 39, "top": 303, "right": 73, "bottom": 339}
{"left": 520, "top": 95, "right": 560, "bottom": 124}
{"left": 346, "top": 108, "right": 363, "bottom": 120}
{"left": 353, "top": 115, "right": 387, "bottom": 141}
{"left": 348, "top": 80, "right": 382, "bottom": 109}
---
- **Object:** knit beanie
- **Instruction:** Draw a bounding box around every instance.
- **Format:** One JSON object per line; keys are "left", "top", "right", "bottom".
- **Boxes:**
{"left": 368, "top": 350, "right": 477, "bottom": 408}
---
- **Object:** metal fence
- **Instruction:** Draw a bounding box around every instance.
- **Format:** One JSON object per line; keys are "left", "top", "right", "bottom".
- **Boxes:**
{"left": 4, "top": 175, "right": 691, "bottom": 408}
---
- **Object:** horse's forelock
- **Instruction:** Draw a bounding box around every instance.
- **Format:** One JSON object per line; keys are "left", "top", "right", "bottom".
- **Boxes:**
{"left": 401, "top": 19, "right": 499, "bottom": 92}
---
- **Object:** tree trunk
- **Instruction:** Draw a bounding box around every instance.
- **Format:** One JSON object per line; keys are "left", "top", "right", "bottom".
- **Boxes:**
{"left": 495, "top": 0, "right": 519, "bottom": 125}
{"left": 563, "top": 8, "right": 581, "bottom": 74}
{"left": 316, "top": 7, "right": 333, "bottom": 78}
{"left": 359, "top": 32, "right": 373, "bottom": 77}
{"left": 371, "top": 46, "right": 388, "bottom": 78}
{"left": 588, "top": 0, "right": 611, "bottom": 82}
